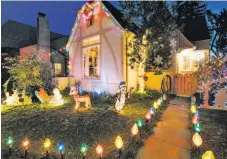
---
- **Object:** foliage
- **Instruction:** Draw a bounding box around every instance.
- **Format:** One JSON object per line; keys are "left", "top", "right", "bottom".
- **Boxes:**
{"left": 3, "top": 56, "right": 43, "bottom": 95}
{"left": 193, "top": 56, "right": 227, "bottom": 83}
{"left": 40, "top": 62, "right": 57, "bottom": 94}
{"left": 207, "top": 9, "right": 227, "bottom": 58}
{"left": 176, "top": 1, "right": 207, "bottom": 25}
{"left": 119, "top": 1, "right": 176, "bottom": 72}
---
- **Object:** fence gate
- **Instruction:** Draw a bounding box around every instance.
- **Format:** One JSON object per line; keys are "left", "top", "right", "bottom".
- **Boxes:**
{"left": 175, "top": 74, "right": 197, "bottom": 97}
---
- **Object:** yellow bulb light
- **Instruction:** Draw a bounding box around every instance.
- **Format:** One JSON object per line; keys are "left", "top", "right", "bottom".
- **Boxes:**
{"left": 192, "top": 132, "right": 202, "bottom": 147}
{"left": 190, "top": 105, "right": 197, "bottom": 114}
{"left": 153, "top": 102, "right": 158, "bottom": 109}
{"left": 202, "top": 151, "right": 215, "bottom": 159}
{"left": 115, "top": 135, "right": 123, "bottom": 149}
{"left": 131, "top": 123, "right": 139, "bottom": 136}
{"left": 44, "top": 138, "right": 51, "bottom": 149}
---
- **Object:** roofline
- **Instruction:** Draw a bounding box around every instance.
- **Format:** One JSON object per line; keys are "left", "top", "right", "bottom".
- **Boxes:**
{"left": 2, "top": 19, "right": 68, "bottom": 37}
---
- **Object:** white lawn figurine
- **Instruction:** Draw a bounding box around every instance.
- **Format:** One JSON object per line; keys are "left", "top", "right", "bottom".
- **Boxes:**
{"left": 115, "top": 81, "right": 134, "bottom": 112}
{"left": 49, "top": 88, "right": 64, "bottom": 106}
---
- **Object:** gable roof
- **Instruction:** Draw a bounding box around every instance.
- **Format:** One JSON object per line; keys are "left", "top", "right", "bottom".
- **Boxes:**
{"left": 1, "top": 20, "right": 67, "bottom": 49}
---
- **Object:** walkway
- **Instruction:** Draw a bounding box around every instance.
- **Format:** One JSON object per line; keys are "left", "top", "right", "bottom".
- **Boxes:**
{"left": 137, "top": 97, "right": 191, "bottom": 159}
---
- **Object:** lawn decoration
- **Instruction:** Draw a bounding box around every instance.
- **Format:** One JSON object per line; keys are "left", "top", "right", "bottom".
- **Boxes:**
{"left": 153, "top": 101, "right": 158, "bottom": 109}
{"left": 192, "top": 132, "right": 202, "bottom": 147}
{"left": 194, "top": 122, "right": 202, "bottom": 133}
{"left": 44, "top": 138, "right": 51, "bottom": 157}
{"left": 96, "top": 144, "right": 103, "bottom": 158}
{"left": 35, "top": 88, "right": 64, "bottom": 106}
{"left": 22, "top": 138, "right": 30, "bottom": 159}
{"left": 69, "top": 86, "right": 91, "bottom": 110}
{"left": 80, "top": 143, "right": 88, "bottom": 158}
{"left": 49, "top": 88, "right": 64, "bottom": 106}
{"left": 57, "top": 142, "right": 64, "bottom": 159}
{"left": 115, "top": 81, "right": 134, "bottom": 112}
{"left": 190, "top": 104, "right": 197, "bottom": 114}
{"left": 202, "top": 151, "right": 215, "bottom": 159}
{"left": 192, "top": 115, "right": 199, "bottom": 125}
{"left": 35, "top": 88, "right": 53, "bottom": 103}
{"left": 6, "top": 136, "right": 14, "bottom": 156}
{"left": 4, "top": 90, "right": 32, "bottom": 106}
{"left": 115, "top": 135, "right": 123, "bottom": 158}
{"left": 131, "top": 123, "right": 139, "bottom": 136}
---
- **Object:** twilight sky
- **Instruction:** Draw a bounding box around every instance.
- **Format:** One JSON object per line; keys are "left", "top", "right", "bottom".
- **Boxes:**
{"left": 2, "top": 1, "right": 227, "bottom": 36}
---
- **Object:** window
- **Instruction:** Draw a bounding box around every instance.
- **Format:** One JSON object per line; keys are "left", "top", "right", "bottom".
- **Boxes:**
{"left": 82, "top": 35, "right": 100, "bottom": 78}
{"left": 177, "top": 49, "right": 205, "bottom": 73}
{"left": 54, "top": 63, "right": 62, "bottom": 75}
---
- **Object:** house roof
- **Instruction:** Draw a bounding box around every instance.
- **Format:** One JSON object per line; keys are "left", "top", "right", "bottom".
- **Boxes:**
{"left": 1, "top": 20, "right": 67, "bottom": 49}
{"left": 180, "top": 16, "right": 210, "bottom": 42}
{"left": 102, "top": 1, "right": 138, "bottom": 32}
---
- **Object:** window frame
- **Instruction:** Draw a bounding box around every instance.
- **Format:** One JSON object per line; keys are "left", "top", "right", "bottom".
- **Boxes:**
{"left": 82, "top": 44, "right": 100, "bottom": 79}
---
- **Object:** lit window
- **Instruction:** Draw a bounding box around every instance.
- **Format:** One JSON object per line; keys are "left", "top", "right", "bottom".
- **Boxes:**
{"left": 82, "top": 35, "right": 100, "bottom": 78}
{"left": 54, "top": 63, "right": 62, "bottom": 75}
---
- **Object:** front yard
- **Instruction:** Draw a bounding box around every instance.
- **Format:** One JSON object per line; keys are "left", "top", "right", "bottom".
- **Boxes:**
{"left": 190, "top": 108, "right": 227, "bottom": 159}
{"left": 1, "top": 91, "right": 171, "bottom": 158}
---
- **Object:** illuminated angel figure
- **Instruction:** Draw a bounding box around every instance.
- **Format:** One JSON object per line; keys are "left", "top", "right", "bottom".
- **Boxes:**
{"left": 115, "top": 81, "right": 134, "bottom": 112}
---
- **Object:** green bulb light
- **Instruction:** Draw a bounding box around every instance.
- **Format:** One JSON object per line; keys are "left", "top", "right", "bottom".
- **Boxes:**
{"left": 136, "top": 118, "right": 144, "bottom": 128}
{"left": 194, "top": 122, "right": 202, "bottom": 133}
{"left": 80, "top": 143, "right": 88, "bottom": 154}
{"left": 6, "top": 136, "right": 14, "bottom": 146}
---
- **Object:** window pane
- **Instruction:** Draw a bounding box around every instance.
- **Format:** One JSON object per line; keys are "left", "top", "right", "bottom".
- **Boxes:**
{"left": 88, "top": 46, "right": 99, "bottom": 78}
{"left": 54, "top": 63, "right": 62, "bottom": 75}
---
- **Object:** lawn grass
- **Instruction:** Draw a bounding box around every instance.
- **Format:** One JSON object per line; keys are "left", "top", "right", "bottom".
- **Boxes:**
{"left": 190, "top": 108, "right": 227, "bottom": 159}
{"left": 1, "top": 90, "right": 172, "bottom": 159}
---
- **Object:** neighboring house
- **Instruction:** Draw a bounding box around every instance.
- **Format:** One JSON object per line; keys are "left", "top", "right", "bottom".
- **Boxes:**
{"left": 2, "top": 12, "right": 69, "bottom": 77}
{"left": 66, "top": 1, "right": 210, "bottom": 95}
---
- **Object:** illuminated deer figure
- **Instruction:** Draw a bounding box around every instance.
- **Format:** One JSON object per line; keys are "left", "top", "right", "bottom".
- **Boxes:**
{"left": 69, "top": 86, "right": 91, "bottom": 110}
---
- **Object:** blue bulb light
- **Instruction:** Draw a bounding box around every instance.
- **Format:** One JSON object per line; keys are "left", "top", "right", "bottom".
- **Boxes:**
{"left": 195, "top": 111, "right": 200, "bottom": 118}
{"left": 149, "top": 107, "right": 155, "bottom": 115}
{"left": 57, "top": 142, "right": 64, "bottom": 152}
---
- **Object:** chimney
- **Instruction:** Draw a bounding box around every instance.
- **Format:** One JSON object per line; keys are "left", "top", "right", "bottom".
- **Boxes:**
{"left": 37, "top": 12, "right": 50, "bottom": 61}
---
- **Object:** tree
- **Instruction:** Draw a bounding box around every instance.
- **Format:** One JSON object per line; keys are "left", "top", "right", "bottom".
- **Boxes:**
{"left": 3, "top": 56, "right": 43, "bottom": 95}
{"left": 176, "top": 1, "right": 207, "bottom": 25}
{"left": 3, "top": 55, "right": 57, "bottom": 96}
{"left": 207, "top": 9, "right": 227, "bottom": 58}
{"left": 119, "top": 1, "right": 177, "bottom": 92}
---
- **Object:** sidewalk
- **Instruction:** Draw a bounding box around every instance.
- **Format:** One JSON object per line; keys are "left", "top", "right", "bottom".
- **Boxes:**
{"left": 137, "top": 97, "right": 191, "bottom": 159}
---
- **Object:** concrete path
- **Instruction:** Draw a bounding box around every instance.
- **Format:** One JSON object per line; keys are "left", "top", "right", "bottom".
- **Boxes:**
{"left": 137, "top": 97, "right": 191, "bottom": 159}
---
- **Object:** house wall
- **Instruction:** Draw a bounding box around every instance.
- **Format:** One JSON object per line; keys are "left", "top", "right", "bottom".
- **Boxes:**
{"left": 69, "top": 11, "right": 124, "bottom": 94}
{"left": 20, "top": 44, "right": 39, "bottom": 58}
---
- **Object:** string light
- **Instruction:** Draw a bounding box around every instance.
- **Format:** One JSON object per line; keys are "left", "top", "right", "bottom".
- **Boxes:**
{"left": 153, "top": 101, "right": 158, "bottom": 109}
{"left": 96, "top": 144, "right": 103, "bottom": 157}
{"left": 115, "top": 136, "right": 123, "bottom": 149}
{"left": 149, "top": 107, "right": 155, "bottom": 115}
{"left": 22, "top": 138, "right": 30, "bottom": 149}
{"left": 145, "top": 112, "right": 152, "bottom": 120}
{"left": 202, "top": 151, "right": 215, "bottom": 159}
{"left": 192, "top": 132, "right": 202, "bottom": 147}
{"left": 80, "top": 143, "right": 88, "bottom": 155}
{"left": 194, "top": 122, "right": 202, "bottom": 133}
{"left": 6, "top": 136, "right": 14, "bottom": 146}
{"left": 44, "top": 138, "right": 51, "bottom": 150}
{"left": 131, "top": 123, "right": 139, "bottom": 136}
{"left": 136, "top": 118, "right": 144, "bottom": 128}
{"left": 57, "top": 142, "right": 64, "bottom": 153}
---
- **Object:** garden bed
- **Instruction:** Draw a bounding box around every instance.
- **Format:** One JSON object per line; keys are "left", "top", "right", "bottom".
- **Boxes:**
{"left": 1, "top": 90, "right": 172, "bottom": 159}
{"left": 190, "top": 108, "right": 227, "bottom": 159}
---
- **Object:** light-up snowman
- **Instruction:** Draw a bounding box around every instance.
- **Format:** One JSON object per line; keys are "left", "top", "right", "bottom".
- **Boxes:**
{"left": 115, "top": 81, "right": 133, "bottom": 112}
